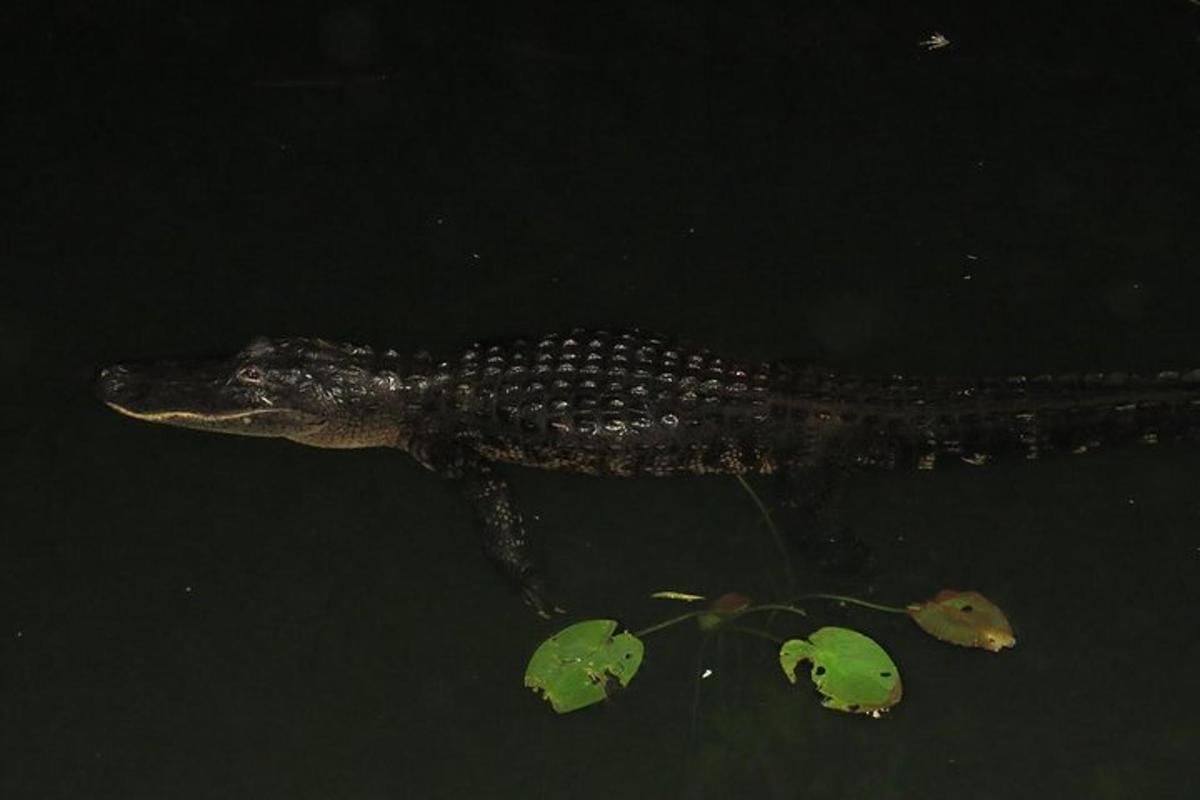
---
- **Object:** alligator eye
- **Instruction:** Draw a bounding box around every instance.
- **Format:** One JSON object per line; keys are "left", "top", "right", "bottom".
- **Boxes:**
{"left": 236, "top": 365, "right": 265, "bottom": 384}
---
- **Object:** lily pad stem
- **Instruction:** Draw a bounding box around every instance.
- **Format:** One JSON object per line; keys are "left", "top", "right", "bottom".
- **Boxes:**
{"left": 727, "top": 625, "right": 785, "bottom": 645}
{"left": 634, "top": 601, "right": 808, "bottom": 639}
{"left": 634, "top": 610, "right": 708, "bottom": 638}
{"left": 735, "top": 474, "right": 796, "bottom": 591}
{"left": 796, "top": 593, "right": 907, "bottom": 614}
{"left": 737, "top": 603, "right": 809, "bottom": 619}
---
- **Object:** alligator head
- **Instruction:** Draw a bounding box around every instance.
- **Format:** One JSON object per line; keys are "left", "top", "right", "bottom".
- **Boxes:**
{"left": 97, "top": 337, "right": 391, "bottom": 448}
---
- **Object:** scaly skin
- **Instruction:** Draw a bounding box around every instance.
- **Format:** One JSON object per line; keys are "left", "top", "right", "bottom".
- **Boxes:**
{"left": 98, "top": 328, "right": 1200, "bottom": 614}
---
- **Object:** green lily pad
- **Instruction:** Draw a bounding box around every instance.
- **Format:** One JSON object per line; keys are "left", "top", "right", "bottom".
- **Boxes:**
{"left": 906, "top": 590, "right": 1016, "bottom": 652}
{"left": 524, "top": 620, "right": 644, "bottom": 713}
{"left": 779, "top": 627, "right": 902, "bottom": 716}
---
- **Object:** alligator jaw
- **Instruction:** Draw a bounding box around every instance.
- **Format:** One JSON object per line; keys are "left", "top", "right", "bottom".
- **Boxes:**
{"left": 96, "top": 361, "right": 326, "bottom": 439}
{"left": 104, "top": 402, "right": 288, "bottom": 426}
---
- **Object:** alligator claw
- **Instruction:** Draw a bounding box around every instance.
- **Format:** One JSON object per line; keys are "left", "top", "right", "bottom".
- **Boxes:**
{"left": 521, "top": 580, "right": 566, "bottom": 618}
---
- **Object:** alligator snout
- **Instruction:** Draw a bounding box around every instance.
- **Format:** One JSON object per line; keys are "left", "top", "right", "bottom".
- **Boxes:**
{"left": 95, "top": 364, "right": 132, "bottom": 402}
{"left": 95, "top": 363, "right": 158, "bottom": 412}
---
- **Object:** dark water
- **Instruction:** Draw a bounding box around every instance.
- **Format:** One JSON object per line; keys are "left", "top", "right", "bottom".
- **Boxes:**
{"left": 5, "top": 2, "right": 1199, "bottom": 797}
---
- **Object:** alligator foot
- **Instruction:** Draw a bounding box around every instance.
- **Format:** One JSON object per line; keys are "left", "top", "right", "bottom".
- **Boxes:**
{"left": 520, "top": 579, "right": 566, "bottom": 618}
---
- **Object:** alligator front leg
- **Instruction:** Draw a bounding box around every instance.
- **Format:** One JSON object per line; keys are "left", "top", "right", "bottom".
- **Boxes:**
{"left": 409, "top": 438, "right": 558, "bottom": 617}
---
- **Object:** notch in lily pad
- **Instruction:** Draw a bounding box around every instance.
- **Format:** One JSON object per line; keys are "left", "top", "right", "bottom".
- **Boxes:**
{"left": 524, "top": 620, "right": 645, "bottom": 713}
{"left": 779, "top": 627, "right": 902, "bottom": 717}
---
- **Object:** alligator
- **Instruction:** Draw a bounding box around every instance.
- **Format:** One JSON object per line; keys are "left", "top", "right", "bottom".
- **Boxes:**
{"left": 96, "top": 328, "right": 1200, "bottom": 615}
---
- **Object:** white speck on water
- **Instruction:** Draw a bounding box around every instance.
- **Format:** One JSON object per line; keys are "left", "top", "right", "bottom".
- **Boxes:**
{"left": 15, "top": 631, "right": 22, "bottom": 639}
{"left": 962, "top": 274, "right": 972, "bottom": 281}
{"left": 701, "top": 668, "right": 713, "bottom": 679}
{"left": 965, "top": 254, "right": 978, "bottom": 260}
{"left": 185, "top": 585, "right": 193, "bottom": 593}
{"left": 471, "top": 253, "right": 480, "bottom": 260}
{"left": 436, "top": 217, "right": 444, "bottom": 225}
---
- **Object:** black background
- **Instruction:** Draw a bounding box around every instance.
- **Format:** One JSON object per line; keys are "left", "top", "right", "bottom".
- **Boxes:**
{"left": 4, "top": 2, "right": 1200, "bottom": 798}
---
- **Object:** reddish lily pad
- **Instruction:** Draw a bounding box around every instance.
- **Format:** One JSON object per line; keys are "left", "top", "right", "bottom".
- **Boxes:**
{"left": 698, "top": 592, "right": 752, "bottom": 631}
{"left": 906, "top": 590, "right": 1015, "bottom": 652}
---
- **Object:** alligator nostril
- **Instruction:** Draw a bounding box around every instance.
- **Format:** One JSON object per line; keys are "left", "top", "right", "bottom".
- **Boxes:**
{"left": 96, "top": 364, "right": 131, "bottom": 399}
